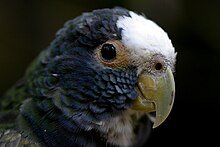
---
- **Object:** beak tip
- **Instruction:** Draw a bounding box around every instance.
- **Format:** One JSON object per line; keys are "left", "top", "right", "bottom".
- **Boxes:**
{"left": 152, "top": 119, "right": 165, "bottom": 128}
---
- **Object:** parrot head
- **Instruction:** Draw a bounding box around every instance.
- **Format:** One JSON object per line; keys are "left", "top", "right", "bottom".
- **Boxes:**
{"left": 18, "top": 7, "right": 176, "bottom": 146}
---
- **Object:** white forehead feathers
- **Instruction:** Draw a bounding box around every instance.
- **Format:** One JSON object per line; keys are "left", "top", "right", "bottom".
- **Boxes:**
{"left": 116, "top": 11, "right": 175, "bottom": 62}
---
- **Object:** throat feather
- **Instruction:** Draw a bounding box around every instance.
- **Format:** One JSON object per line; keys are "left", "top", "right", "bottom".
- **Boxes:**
{"left": 93, "top": 109, "right": 146, "bottom": 146}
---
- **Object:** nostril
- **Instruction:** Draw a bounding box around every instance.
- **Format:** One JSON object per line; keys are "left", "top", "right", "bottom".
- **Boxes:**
{"left": 155, "top": 62, "right": 163, "bottom": 70}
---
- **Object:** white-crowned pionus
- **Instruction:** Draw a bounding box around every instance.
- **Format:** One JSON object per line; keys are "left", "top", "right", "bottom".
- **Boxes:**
{"left": 0, "top": 7, "right": 176, "bottom": 147}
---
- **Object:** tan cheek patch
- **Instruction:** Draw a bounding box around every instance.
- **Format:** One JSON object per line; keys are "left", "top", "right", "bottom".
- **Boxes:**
{"left": 95, "top": 40, "right": 130, "bottom": 68}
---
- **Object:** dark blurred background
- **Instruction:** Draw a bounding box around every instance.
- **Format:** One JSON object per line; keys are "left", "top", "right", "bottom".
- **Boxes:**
{"left": 0, "top": 0, "right": 220, "bottom": 146}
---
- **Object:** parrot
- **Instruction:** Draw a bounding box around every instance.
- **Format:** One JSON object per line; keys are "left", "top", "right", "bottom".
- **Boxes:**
{"left": 0, "top": 7, "right": 176, "bottom": 147}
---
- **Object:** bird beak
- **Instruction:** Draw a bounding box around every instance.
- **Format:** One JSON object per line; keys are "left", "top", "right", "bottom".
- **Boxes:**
{"left": 131, "top": 68, "right": 175, "bottom": 128}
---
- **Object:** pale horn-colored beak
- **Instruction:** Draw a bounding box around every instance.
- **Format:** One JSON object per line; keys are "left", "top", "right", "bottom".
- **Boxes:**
{"left": 131, "top": 68, "right": 175, "bottom": 128}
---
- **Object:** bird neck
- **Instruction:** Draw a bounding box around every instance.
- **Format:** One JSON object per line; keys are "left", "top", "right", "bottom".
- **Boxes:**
{"left": 18, "top": 98, "right": 110, "bottom": 146}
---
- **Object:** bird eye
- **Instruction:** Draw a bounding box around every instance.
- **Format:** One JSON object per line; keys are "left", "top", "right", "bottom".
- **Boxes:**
{"left": 95, "top": 40, "right": 129, "bottom": 68}
{"left": 101, "top": 44, "right": 116, "bottom": 60}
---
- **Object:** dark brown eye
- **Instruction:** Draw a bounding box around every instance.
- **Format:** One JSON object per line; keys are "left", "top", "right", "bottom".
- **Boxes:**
{"left": 101, "top": 43, "right": 116, "bottom": 60}
{"left": 155, "top": 62, "right": 163, "bottom": 70}
{"left": 95, "top": 40, "right": 129, "bottom": 68}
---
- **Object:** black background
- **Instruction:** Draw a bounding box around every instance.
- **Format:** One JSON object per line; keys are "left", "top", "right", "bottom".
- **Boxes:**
{"left": 0, "top": 0, "right": 220, "bottom": 146}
